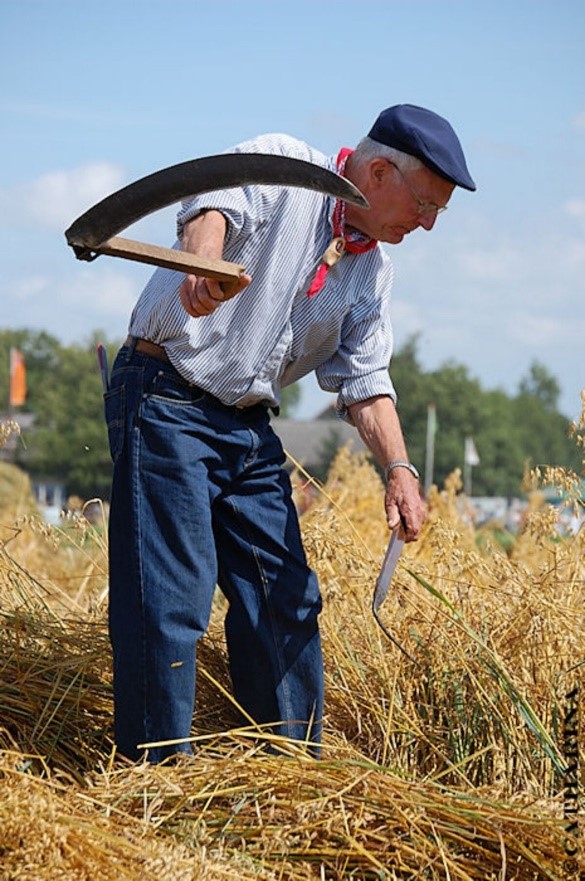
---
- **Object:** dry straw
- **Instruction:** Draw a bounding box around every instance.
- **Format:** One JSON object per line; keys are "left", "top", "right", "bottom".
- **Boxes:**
{"left": 1, "top": 406, "right": 584, "bottom": 879}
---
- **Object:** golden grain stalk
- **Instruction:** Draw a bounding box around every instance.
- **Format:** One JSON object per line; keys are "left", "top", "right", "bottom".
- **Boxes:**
{"left": 0, "top": 417, "right": 584, "bottom": 878}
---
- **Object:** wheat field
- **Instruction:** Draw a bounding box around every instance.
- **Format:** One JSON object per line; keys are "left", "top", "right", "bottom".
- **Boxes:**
{"left": 0, "top": 403, "right": 584, "bottom": 880}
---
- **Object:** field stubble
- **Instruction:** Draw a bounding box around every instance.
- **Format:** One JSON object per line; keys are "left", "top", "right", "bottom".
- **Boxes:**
{"left": 0, "top": 411, "right": 584, "bottom": 879}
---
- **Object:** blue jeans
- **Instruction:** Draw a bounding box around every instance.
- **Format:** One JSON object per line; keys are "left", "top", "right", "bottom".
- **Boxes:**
{"left": 105, "top": 344, "right": 323, "bottom": 763}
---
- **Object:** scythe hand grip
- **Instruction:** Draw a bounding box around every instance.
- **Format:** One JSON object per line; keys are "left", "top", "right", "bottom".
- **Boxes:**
{"left": 90, "top": 236, "right": 245, "bottom": 284}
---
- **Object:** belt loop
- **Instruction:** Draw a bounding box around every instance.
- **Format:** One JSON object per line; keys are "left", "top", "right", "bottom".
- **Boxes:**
{"left": 124, "top": 335, "right": 138, "bottom": 362}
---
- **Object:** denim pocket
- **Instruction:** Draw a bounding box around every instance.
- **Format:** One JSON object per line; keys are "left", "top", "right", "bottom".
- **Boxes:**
{"left": 147, "top": 369, "right": 206, "bottom": 405}
{"left": 104, "top": 385, "right": 126, "bottom": 463}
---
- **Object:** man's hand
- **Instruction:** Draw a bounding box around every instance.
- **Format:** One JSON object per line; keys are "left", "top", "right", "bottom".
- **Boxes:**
{"left": 384, "top": 468, "right": 425, "bottom": 542}
{"left": 178, "top": 209, "right": 251, "bottom": 317}
{"left": 179, "top": 272, "right": 251, "bottom": 317}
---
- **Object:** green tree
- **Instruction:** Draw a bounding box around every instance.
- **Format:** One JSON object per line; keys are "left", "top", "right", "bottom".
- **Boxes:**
{"left": 26, "top": 338, "right": 113, "bottom": 499}
{"left": 471, "top": 390, "right": 526, "bottom": 496}
{"left": 1, "top": 329, "right": 580, "bottom": 502}
{"left": 312, "top": 426, "right": 346, "bottom": 482}
{"left": 0, "top": 329, "right": 61, "bottom": 413}
{"left": 280, "top": 382, "right": 301, "bottom": 417}
{"left": 514, "top": 363, "right": 581, "bottom": 476}
{"left": 391, "top": 340, "right": 488, "bottom": 490}
{"left": 518, "top": 361, "right": 560, "bottom": 411}
{"left": 387, "top": 332, "right": 429, "bottom": 464}
{"left": 0, "top": 330, "right": 119, "bottom": 500}
{"left": 423, "top": 363, "right": 485, "bottom": 490}
{"left": 388, "top": 338, "right": 579, "bottom": 497}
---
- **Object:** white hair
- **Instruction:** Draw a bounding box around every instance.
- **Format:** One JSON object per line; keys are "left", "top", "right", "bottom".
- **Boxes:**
{"left": 351, "top": 136, "right": 424, "bottom": 173}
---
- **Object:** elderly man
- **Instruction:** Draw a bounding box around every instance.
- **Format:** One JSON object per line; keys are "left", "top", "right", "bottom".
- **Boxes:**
{"left": 105, "top": 104, "right": 475, "bottom": 763}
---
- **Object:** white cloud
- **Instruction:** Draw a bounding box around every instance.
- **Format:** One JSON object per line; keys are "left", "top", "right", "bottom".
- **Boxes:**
{"left": 60, "top": 266, "right": 140, "bottom": 317}
{"left": 562, "top": 238, "right": 585, "bottom": 270}
{"left": 0, "top": 266, "right": 141, "bottom": 343}
{"left": 507, "top": 313, "right": 569, "bottom": 347}
{"left": 456, "top": 244, "right": 526, "bottom": 283}
{"left": 0, "top": 162, "right": 126, "bottom": 232}
{"left": 564, "top": 198, "right": 585, "bottom": 229}
{"left": 2, "top": 100, "right": 152, "bottom": 128}
{"left": 12, "top": 275, "right": 49, "bottom": 302}
{"left": 388, "top": 297, "right": 424, "bottom": 334}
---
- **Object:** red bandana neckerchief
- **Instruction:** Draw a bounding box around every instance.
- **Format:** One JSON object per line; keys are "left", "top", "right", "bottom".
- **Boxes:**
{"left": 306, "top": 147, "right": 378, "bottom": 298}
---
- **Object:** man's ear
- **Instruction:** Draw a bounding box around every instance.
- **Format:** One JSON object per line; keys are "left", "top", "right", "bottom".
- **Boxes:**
{"left": 370, "top": 158, "right": 389, "bottom": 185}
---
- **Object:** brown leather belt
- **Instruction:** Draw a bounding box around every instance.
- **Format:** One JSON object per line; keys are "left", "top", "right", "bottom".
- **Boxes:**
{"left": 124, "top": 335, "right": 280, "bottom": 417}
{"left": 125, "top": 336, "right": 170, "bottom": 363}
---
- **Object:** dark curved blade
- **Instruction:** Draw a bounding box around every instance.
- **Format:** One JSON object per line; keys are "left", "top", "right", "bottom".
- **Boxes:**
{"left": 65, "top": 153, "right": 368, "bottom": 255}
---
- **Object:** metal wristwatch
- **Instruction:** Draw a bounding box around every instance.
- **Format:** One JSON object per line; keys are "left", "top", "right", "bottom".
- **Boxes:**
{"left": 384, "top": 460, "right": 420, "bottom": 482}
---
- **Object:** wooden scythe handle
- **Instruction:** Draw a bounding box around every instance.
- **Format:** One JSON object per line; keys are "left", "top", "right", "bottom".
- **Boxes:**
{"left": 94, "top": 236, "right": 246, "bottom": 283}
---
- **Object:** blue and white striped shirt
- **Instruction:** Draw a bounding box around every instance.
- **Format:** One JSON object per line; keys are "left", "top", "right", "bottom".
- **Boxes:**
{"left": 128, "top": 133, "right": 396, "bottom": 419}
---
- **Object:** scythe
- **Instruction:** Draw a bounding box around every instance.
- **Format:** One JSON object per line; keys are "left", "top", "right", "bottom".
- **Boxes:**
{"left": 65, "top": 153, "right": 368, "bottom": 283}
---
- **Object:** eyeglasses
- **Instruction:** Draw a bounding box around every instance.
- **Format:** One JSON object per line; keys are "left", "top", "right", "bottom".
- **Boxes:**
{"left": 387, "top": 161, "right": 448, "bottom": 218}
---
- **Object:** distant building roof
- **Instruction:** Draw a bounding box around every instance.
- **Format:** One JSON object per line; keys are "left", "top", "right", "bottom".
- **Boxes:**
{"left": 272, "top": 417, "right": 366, "bottom": 472}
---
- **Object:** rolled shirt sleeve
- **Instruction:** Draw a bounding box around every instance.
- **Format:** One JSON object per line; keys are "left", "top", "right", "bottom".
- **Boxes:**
{"left": 176, "top": 133, "right": 321, "bottom": 246}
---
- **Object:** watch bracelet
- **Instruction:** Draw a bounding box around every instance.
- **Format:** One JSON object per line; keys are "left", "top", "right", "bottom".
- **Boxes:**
{"left": 384, "top": 460, "right": 420, "bottom": 482}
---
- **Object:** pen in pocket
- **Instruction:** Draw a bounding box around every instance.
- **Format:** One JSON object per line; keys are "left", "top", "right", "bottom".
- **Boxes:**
{"left": 97, "top": 343, "right": 109, "bottom": 392}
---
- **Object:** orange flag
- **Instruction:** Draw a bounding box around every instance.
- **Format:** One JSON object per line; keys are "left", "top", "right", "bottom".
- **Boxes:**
{"left": 9, "top": 348, "right": 26, "bottom": 407}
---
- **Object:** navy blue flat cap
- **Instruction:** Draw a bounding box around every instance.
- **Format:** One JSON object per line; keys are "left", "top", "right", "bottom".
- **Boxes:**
{"left": 368, "top": 104, "right": 476, "bottom": 191}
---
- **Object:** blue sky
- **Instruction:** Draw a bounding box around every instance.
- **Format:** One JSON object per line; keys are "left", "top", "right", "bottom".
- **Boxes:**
{"left": 1, "top": 0, "right": 583, "bottom": 420}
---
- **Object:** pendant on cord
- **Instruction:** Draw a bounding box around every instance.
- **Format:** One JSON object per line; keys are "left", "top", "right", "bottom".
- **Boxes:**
{"left": 322, "top": 236, "right": 346, "bottom": 267}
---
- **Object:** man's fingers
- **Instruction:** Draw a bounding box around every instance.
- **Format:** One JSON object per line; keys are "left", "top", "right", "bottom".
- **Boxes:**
{"left": 384, "top": 482, "right": 426, "bottom": 542}
{"left": 179, "top": 279, "right": 214, "bottom": 316}
{"left": 218, "top": 272, "right": 252, "bottom": 300}
{"left": 386, "top": 503, "right": 401, "bottom": 532}
{"left": 179, "top": 273, "right": 251, "bottom": 317}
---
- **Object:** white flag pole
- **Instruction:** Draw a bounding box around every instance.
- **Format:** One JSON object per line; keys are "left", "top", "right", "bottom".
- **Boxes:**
{"left": 464, "top": 437, "right": 480, "bottom": 496}
{"left": 424, "top": 403, "right": 436, "bottom": 498}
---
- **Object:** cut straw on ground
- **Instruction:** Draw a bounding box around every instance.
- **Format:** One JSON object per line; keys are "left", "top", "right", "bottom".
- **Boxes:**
{"left": 1, "top": 415, "right": 584, "bottom": 878}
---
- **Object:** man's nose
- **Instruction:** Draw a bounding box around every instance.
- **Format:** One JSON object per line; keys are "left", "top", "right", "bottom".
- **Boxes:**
{"left": 417, "top": 212, "right": 437, "bottom": 231}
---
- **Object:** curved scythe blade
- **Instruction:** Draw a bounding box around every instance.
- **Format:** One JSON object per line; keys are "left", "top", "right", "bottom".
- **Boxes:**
{"left": 65, "top": 153, "right": 368, "bottom": 257}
